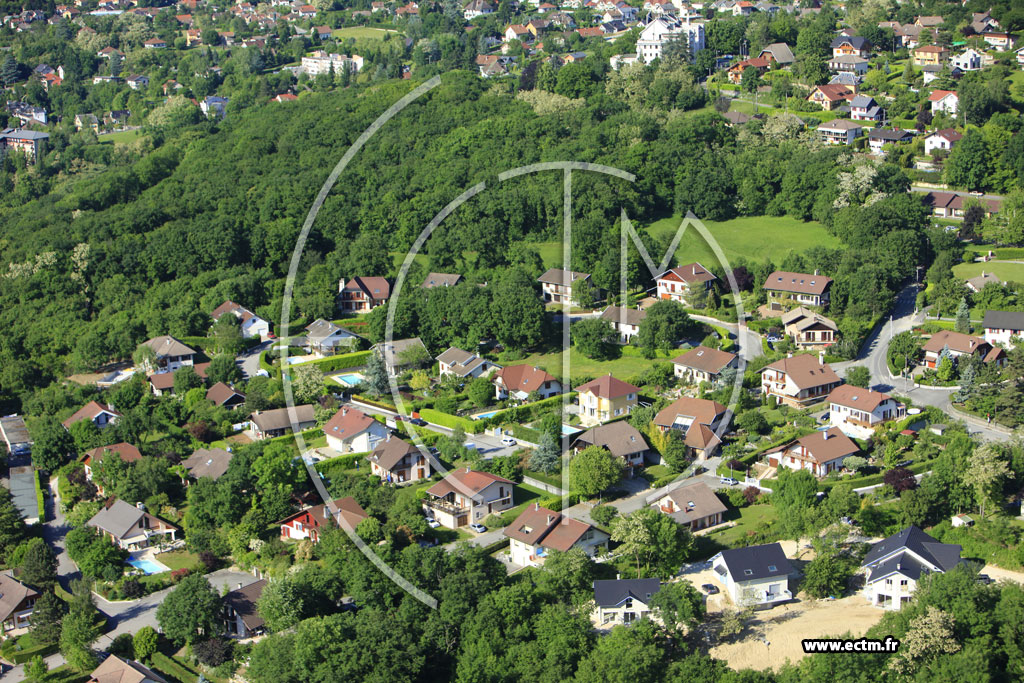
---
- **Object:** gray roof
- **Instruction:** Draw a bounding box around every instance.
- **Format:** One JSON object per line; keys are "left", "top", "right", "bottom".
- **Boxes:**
{"left": 222, "top": 579, "right": 267, "bottom": 632}
{"left": 829, "top": 72, "right": 862, "bottom": 86}
{"left": 143, "top": 335, "right": 196, "bottom": 359}
{"left": 760, "top": 42, "right": 794, "bottom": 64}
{"left": 600, "top": 305, "right": 646, "bottom": 327}
{"left": 537, "top": 267, "right": 590, "bottom": 287}
{"left": 250, "top": 405, "right": 316, "bottom": 432}
{"left": 182, "top": 447, "right": 233, "bottom": 480}
{"left": 0, "top": 571, "right": 40, "bottom": 624}
{"left": 304, "top": 319, "right": 352, "bottom": 345}
{"left": 87, "top": 499, "right": 153, "bottom": 540}
{"left": 850, "top": 95, "right": 874, "bottom": 108}
{"left": 716, "top": 542, "right": 795, "bottom": 582}
{"left": 375, "top": 337, "right": 428, "bottom": 370}
{"left": 421, "top": 272, "right": 462, "bottom": 288}
{"left": 831, "top": 35, "right": 868, "bottom": 50}
{"left": 868, "top": 128, "right": 913, "bottom": 142}
{"left": 862, "top": 526, "right": 964, "bottom": 574}
{"left": 658, "top": 481, "right": 728, "bottom": 526}
{"left": 982, "top": 310, "right": 1024, "bottom": 331}
{"left": 573, "top": 421, "right": 650, "bottom": 460}
{"left": 0, "top": 415, "right": 30, "bottom": 446}
{"left": 593, "top": 578, "right": 661, "bottom": 608}
{"left": 0, "top": 128, "right": 49, "bottom": 140}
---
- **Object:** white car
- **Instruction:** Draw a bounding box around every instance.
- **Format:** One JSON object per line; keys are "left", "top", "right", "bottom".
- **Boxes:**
{"left": 501, "top": 436, "right": 517, "bottom": 447}
{"left": 469, "top": 523, "right": 487, "bottom": 533}
{"left": 425, "top": 517, "right": 440, "bottom": 528}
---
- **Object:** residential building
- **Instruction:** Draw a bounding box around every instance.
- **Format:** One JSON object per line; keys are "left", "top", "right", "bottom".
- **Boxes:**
{"left": 367, "top": 435, "right": 430, "bottom": 483}
{"left": 650, "top": 481, "right": 727, "bottom": 530}
{"left": 126, "top": 74, "right": 149, "bottom": 90}
{"left": 0, "top": 572, "right": 39, "bottom": 632}
{"left": 921, "top": 329, "right": 1005, "bottom": 368}
{"left": 0, "top": 128, "right": 49, "bottom": 161}
{"left": 222, "top": 579, "right": 267, "bottom": 638}
{"left": 817, "top": 119, "right": 863, "bottom": 145}
{"left": 423, "top": 467, "right": 514, "bottom": 528}
{"left": 727, "top": 56, "right": 770, "bottom": 84}
{"left": 279, "top": 497, "right": 368, "bottom": 541}
{"left": 711, "top": 543, "right": 796, "bottom": 608}
{"left": 767, "top": 426, "right": 858, "bottom": 477}
{"left": 653, "top": 396, "right": 727, "bottom": 459}
{"left": 421, "top": 272, "right": 463, "bottom": 288}
{"left": 302, "top": 319, "right": 360, "bottom": 356}
{"left": 828, "top": 71, "right": 862, "bottom": 93}
{"left": 571, "top": 421, "right": 651, "bottom": 475}
{"left": 965, "top": 271, "right": 1002, "bottom": 293}
{"left": 861, "top": 526, "right": 965, "bottom": 610}
{"left": 722, "top": 110, "right": 754, "bottom": 126}
{"left": 592, "top": 578, "right": 661, "bottom": 627}
{"left": 831, "top": 35, "right": 870, "bottom": 58}
{"left": 924, "top": 128, "right": 961, "bottom": 155}
{"left": 929, "top": 89, "right": 958, "bottom": 115}
{"left": 374, "top": 337, "right": 430, "bottom": 376}
{"left": 337, "top": 276, "right": 391, "bottom": 312}
{"left": 504, "top": 504, "right": 609, "bottom": 567}
{"left": 537, "top": 268, "right": 596, "bottom": 305}
{"left": 143, "top": 37, "right": 168, "bottom": 48}
{"left": 504, "top": 23, "right": 530, "bottom": 43}
{"left": 656, "top": 262, "right": 718, "bottom": 301}
{"left": 200, "top": 96, "right": 229, "bottom": 119}
{"left": 88, "top": 656, "right": 169, "bottom": 683}
{"left": 757, "top": 42, "right": 794, "bottom": 66}
{"left": 849, "top": 94, "right": 883, "bottom": 121}
{"left": 982, "top": 310, "right": 1024, "bottom": 348}
{"left": 0, "top": 415, "right": 32, "bottom": 456}
{"left": 780, "top": 307, "right": 837, "bottom": 349}
{"left": 6, "top": 101, "right": 47, "bottom": 125}
{"left": 323, "top": 406, "right": 389, "bottom": 454}
{"left": 980, "top": 32, "right": 1013, "bottom": 50}
{"left": 210, "top": 300, "right": 271, "bottom": 339}
{"left": 493, "top": 365, "right": 561, "bottom": 401}
{"left": 806, "top": 84, "right": 854, "bottom": 110}
{"left": 62, "top": 401, "right": 121, "bottom": 430}
{"left": 636, "top": 16, "right": 705, "bottom": 64}
{"left": 141, "top": 335, "right": 196, "bottom": 372}
{"left": 609, "top": 53, "right": 640, "bottom": 70}
{"left": 182, "top": 447, "right": 234, "bottom": 481}
{"left": 922, "top": 191, "right": 1000, "bottom": 219}
{"left": 147, "top": 372, "right": 177, "bottom": 397}
{"left": 828, "top": 385, "right": 906, "bottom": 439}
{"left": 913, "top": 44, "right": 950, "bottom": 66}
{"left": 301, "top": 50, "right": 364, "bottom": 76}
{"left": 75, "top": 113, "right": 100, "bottom": 133}
{"left": 575, "top": 374, "right": 639, "bottom": 427}
{"left": 87, "top": 499, "right": 178, "bottom": 550}
{"left": 80, "top": 443, "right": 142, "bottom": 486}
{"left": 828, "top": 54, "right": 869, "bottom": 74}
{"left": 950, "top": 48, "right": 983, "bottom": 71}
{"left": 763, "top": 270, "right": 833, "bottom": 308}
{"left": 760, "top": 354, "right": 841, "bottom": 407}
{"left": 600, "top": 305, "right": 646, "bottom": 343}
{"left": 436, "top": 347, "right": 500, "bottom": 379}
{"left": 206, "top": 382, "right": 246, "bottom": 409}
{"left": 672, "top": 345, "right": 738, "bottom": 383}
{"left": 249, "top": 405, "right": 316, "bottom": 439}
{"left": 463, "top": 0, "right": 493, "bottom": 19}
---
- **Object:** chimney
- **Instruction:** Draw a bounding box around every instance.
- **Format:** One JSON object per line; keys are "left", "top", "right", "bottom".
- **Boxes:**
{"left": 823, "top": 431, "right": 830, "bottom": 440}
{"left": 324, "top": 505, "right": 330, "bottom": 519}
{"left": 342, "top": 407, "right": 348, "bottom": 416}
{"left": 818, "top": 351, "right": 825, "bottom": 366}
{"left": 534, "top": 502, "right": 539, "bottom": 511}
{"left": 547, "top": 515, "right": 554, "bottom": 525}
{"left": 135, "top": 502, "right": 145, "bottom": 510}
{"left": 616, "top": 573, "right": 621, "bottom": 580}
{"left": 237, "top": 582, "right": 243, "bottom": 590}
{"left": 814, "top": 269, "right": 820, "bottom": 276}
{"left": 466, "top": 466, "right": 470, "bottom": 473}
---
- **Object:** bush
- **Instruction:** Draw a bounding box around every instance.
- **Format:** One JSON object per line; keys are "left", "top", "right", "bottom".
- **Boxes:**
{"left": 194, "top": 637, "right": 233, "bottom": 667}
{"left": 590, "top": 505, "right": 618, "bottom": 527}
{"left": 121, "top": 578, "right": 143, "bottom": 599}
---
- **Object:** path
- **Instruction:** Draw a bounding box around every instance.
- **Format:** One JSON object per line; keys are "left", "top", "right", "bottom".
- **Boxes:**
{"left": 237, "top": 340, "right": 272, "bottom": 379}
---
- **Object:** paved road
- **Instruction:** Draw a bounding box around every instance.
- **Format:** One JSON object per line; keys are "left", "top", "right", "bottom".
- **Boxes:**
{"left": 237, "top": 340, "right": 272, "bottom": 379}
{"left": 689, "top": 314, "right": 762, "bottom": 362}
{"left": 910, "top": 185, "right": 1004, "bottom": 202}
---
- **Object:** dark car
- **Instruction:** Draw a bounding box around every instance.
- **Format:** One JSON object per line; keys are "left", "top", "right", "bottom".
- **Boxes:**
{"left": 976, "top": 574, "right": 994, "bottom": 585}
{"left": 409, "top": 417, "right": 427, "bottom": 426}
{"left": 701, "top": 584, "right": 719, "bottom": 595}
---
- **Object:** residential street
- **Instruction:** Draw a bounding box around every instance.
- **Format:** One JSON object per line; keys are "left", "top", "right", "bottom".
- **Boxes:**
{"left": 237, "top": 340, "right": 272, "bottom": 379}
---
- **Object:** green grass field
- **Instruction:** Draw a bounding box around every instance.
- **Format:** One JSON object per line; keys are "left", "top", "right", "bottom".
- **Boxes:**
{"left": 332, "top": 27, "right": 398, "bottom": 40}
{"left": 702, "top": 504, "right": 778, "bottom": 548}
{"left": 500, "top": 347, "right": 660, "bottom": 380}
{"left": 953, "top": 260, "right": 1024, "bottom": 283}
{"left": 99, "top": 128, "right": 142, "bottom": 144}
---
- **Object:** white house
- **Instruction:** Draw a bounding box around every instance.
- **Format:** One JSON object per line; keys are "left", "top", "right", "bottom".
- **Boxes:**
{"left": 763, "top": 426, "right": 859, "bottom": 477}
{"left": 423, "top": 467, "right": 514, "bottom": 528}
{"left": 62, "top": 401, "right": 122, "bottom": 430}
{"left": 301, "top": 50, "right": 364, "bottom": 76}
{"left": 322, "top": 406, "right": 389, "bottom": 454}
{"left": 600, "top": 305, "right": 646, "bottom": 343}
{"left": 924, "top": 128, "right": 962, "bottom": 155}
{"left": 817, "top": 119, "right": 863, "bottom": 145}
{"left": 141, "top": 335, "right": 196, "bottom": 371}
{"left": 861, "top": 526, "right": 964, "bottom": 610}
{"left": 436, "top": 347, "right": 500, "bottom": 379}
{"left": 504, "top": 504, "right": 608, "bottom": 567}
{"left": 827, "top": 385, "right": 905, "bottom": 439}
{"left": 982, "top": 310, "right": 1024, "bottom": 348}
{"left": 929, "top": 90, "right": 958, "bottom": 115}
{"left": 655, "top": 262, "right": 717, "bottom": 302}
{"left": 950, "top": 48, "right": 983, "bottom": 71}
{"left": 537, "top": 268, "right": 596, "bottom": 305}
{"left": 592, "top": 578, "right": 661, "bottom": 627}
{"left": 636, "top": 16, "right": 705, "bottom": 64}
{"left": 711, "top": 543, "right": 796, "bottom": 608}
{"left": 672, "top": 345, "right": 738, "bottom": 383}
{"left": 302, "top": 319, "right": 360, "bottom": 356}
{"left": 650, "top": 481, "right": 727, "bottom": 531}
{"left": 493, "top": 365, "right": 561, "bottom": 401}
{"left": 210, "top": 300, "right": 271, "bottom": 339}
{"left": 760, "top": 354, "right": 842, "bottom": 407}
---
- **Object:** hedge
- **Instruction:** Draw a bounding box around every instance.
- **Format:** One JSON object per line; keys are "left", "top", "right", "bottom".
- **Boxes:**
{"left": 480, "top": 536, "right": 511, "bottom": 555}
{"left": 536, "top": 493, "right": 583, "bottom": 510}
{"left": 314, "top": 452, "right": 370, "bottom": 474}
{"left": 418, "top": 408, "right": 482, "bottom": 433}
{"left": 151, "top": 653, "right": 201, "bottom": 683}
{"left": 523, "top": 469, "right": 563, "bottom": 488}
{"left": 178, "top": 335, "right": 262, "bottom": 356}
{"left": 506, "top": 423, "right": 543, "bottom": 444}
{"left": 34, "top": 470, "right": 46, "bottom": 523}
{"left": 0, "top": 637, "right": 58, "bottom": 665}
{"left": 351, "top": 394, "right": 397, "bottom": 411}
{"left": 479, "top": 394, "right": 574, "bottom": 430}
{"left": 303, "top": 350, "right": 371, "bottom": 373}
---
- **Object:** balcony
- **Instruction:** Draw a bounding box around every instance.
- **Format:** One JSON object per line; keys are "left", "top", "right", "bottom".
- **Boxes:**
{"left": 424, "top": 497, "right": 469, "bottom": 516}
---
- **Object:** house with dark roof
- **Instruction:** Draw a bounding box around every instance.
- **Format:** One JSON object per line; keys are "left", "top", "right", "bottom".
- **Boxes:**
{"left": 653, "top": 397, "right": 728, "bottom": 459}
{"left": 337, "top": 276, "right": 392, "bottom": 312}
{"left": 423, "top": 467, "right": 514, "bottom": 528}
{"left": 367, "top": 435, "right": 430, "bottom": 483}
{"left": 924, "top": 128, "right": 962, "bottom": 155}
{"left": 421, "top": 272, "right": 463, "bottom": 289}
{"left": 763, "top": 426, "right": 859, "bottom": 477}
{"left": 831, "top": 35, "right": 870, "bottom": 58}
{"left": 849, "top": 94, "right": 883, "bottom": 121}
{"left": 504, "top": 504, "right": 608, "bottom": 567}
{"left": 650, "top": 481, "right": 727, "bottom": 531}
{"left": 0, "top": 415, "right": 31, "bottom": 456}
{"left": 763, "top": 270, "right": 833, "bottom": 309}
{"left": 0, "top": 571, "right": 39, "bottom": 632}
{"left": 867, "top": 128, "right": 914, "bottom": 155}
{"left": 656, "top": 262, "right": 717, "bottom": 303}
{"left": 493, "top": 365, "right": 561, "bottom": 401}
{"left": 141, "top": 336, "right": 196, "bottom": 372}
{"left": 828, "top": 385, "right": 905, "bottom": 439}
{"left": 222, "top": 579, "right": 267, "bottom": 638}
{"left": 436, "top": 347, "right": 500, "bottom": 379}
{"left": 760, "top": 354, "right": 841, "bottom": 407}
{"left": 575, "top": 374, "right": 639, "bottom": 427}
{"left": 537, "top": 268, "right": 596, "bottom": 305}
{"left": 982, "top": 310, "right": 1024, "bottom": 348}
{"left": 373, "top": 337, "right": 429, "bottom": 376}
{"left": 600, "top": 305, "right": 646, "bottom": 343}
{"left": 861, "top": 526, "right": 965, "bottom": 610}
{"left": 757, "top": 42, "right": 794, "bottom": 65}
{"left": 63, "top": 401, "right": 122, "bottom": 430}
{"left": 711, "top": 542, "right": 796, "bottom": 608}
{"left": 571, "top": 421, "right": 651, "bottom": 475}
{"left": 182, "top": 447, "right": 234, "bottom": 481}
{"left": 672, "top": 345, "right": 738, "bottom": 383}
{"left": 249, "top": 405, "right": 316, "bottom": 440}
{"left": 279, "top": 497, "right": 368, "bottom": 542}
{"left": 88, "top": 655, "right": 168, "bottom": 683}
{"left": 206, "top": 382, "right": 246, "bottom": 409}
{"left": 592, "top": 578, "right": 661, "bottom": 627}
{"left": 80, "top": 443, "right": 142, "bottom": 491}
{"left": 323, "top": 406, "right": 388, "bottom": 454}
{"left": 87, "top": 499, "right": 178, "bottom": 550}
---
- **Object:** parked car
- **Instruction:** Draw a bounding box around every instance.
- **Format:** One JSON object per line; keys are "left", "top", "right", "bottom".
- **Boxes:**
{"left": 469, "top": 523, "right": 487, "bottom": 533}
{"left": 701, "top": 584, "right": 719, "bottom": 595}
{"left": 766, "top": 335, "right": 782, "bottom": 343}
{"left": 408, "top": 417, "right": 426, "bottom": 426}
{"left": 976, "top": 574, "right": 994, "bottom": 585}
{"left": 818, "top": 412, "right": 830, "bottom": 422}
{"left": 425, "top": 517, "right": 440, "bottom": 529}
{"left": 720, "top": 476, "right": 739, "bottom": 486}
{"left": 501, "top": 436, "right": 517, "bottom": 447}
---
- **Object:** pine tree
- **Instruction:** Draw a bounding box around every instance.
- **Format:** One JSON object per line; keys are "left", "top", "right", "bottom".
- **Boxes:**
{"left": 363, "top": 350, "right": 390, "bottom": 396}
{"left": 529, "top": 431, "right": 561, "bottom": 474}
{"left": 109, "top": 51, "right": 123, "bottom": 78}
{"left": 955, "top": 297, "right": 970, "bottom": 333}
{"left": 29, "top": 591, "right": 67, "bottom": 645}
{"left": 1, "top": 56, "right": 19, "bottom": 86}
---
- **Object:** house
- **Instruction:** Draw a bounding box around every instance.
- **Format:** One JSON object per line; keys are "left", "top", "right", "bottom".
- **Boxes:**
{"left": 861, "top": 526, "right": 965, "bottom": 610}
{"left": 206, "top": 382, "right": 246, "bottom": 409}
{"left": 965, "top": 271, "right": 1002, "bottom": 293}
{"left": 423, "top": 467, "right": 514, "bottom": 528}
{"left": 727, "top": 56, "right": 770, "bottom": 83}
{"left": 913, "top": 44, "right": 950, "bottom": 66}
{"left": 982, "top": 310, "right": 1024, "bottom": 348}
{"left": 656, "top": 262, "right": 718, "bottom": 302}
{"left": 0, "top": 128, "right": 48, "bottom": 162}
{"left": 609, "top": 53, "right": 640, "bottom": 70}
{"left": 80, "top": 443, "right": 142, "bottom": 486}
{"left": 601, "top": 305, "right": 646, "bottom": 343}
{"left": 436, "top": 347, "right": 500, "bottom": 379}
{"left": 301, "top": 319, "right": 359, "bottom": 356}
{"left": 653, "top": 396, "right": 727, "bottom": 459}
{"left": 764, "top": 426, "right": 859, "bottom": 477}
{"left": 929, "top": 89, "right": 958, "bottom": 115}
{"left": 337, "top": 276, "right": 392, "bottom": 312}
{"left": 537, "top": 268, "right": 597, "bottom": 305}
{"left": 828, "top": 55, "right": 869, "bottom": 74}
{"left": 6, "top": 101, "right": 47, "bottom": 125}
{"left": 210, "top": 300, "right": 271, "bottom": 339}
{"left": 147, "top": 372, "right": 176, "bottom": 397}
{"left": 0, "top": 572, "right": 39, "bottom": 632}
{"left": 849, "top": 94, "right": 883, "bottom": 121}
{"left": 827, "top": 385, "right": 906, "bottom": 439}
{"left": 323, "top": 406, "right": 389, "bottom": 454}
{"left": 87, "top": 499, "right": 178, "bottom": 550}
{"left": 182, "top": 447, "right": 234, "bottom": 481}
{"left": 761, "top": 354, "right": 841, "bottom": 407}
{"left": 63, "top": 401, "right": 122, "bottom": 430}
{"left": 141, "top": 336, "right": 196, "bottom": 372}
{"left": 312, "top": 25, "right": 332, "bottom": 40}
{"left": 0, "top": 415, "right": 32, "bottom": 456}
{"left": 421, "top": 272, "right": 463, "bottom": 289}
{"left": 74, "top": 113, "right": 100, "bottom": 133}
{"left": 650, "top": 481, "right": 727, "bottom": 531}
{"left": 280, "top": 497, "right": 368, "bottom": 542}
{"left": 367, "top": 435, "right": 431, "bottom": 483}
{"left": 88, "top": 656, "right": 168, "bottom": 683}
{"left": 922, "top": 191, "right": 1000, "bottom": 219}
{"left": 1016, "top": 45, "right": 1024, "bottom": 69}
{"left": 980, "top": 32, "right": 1013, "bottom": 50}
{"left": 222, "top": 579, "right": 267, "bottom": 638}
{"left": 504, "top": 23, "right": 530, "bottom": 42}
{"left": 493, "top": 365, "right": 562, "bottom": 401}
{"left": 921, "top": 64, "right": 943, "bottom": 84}
{"left": 763, "top": 271, "right": 833, "bottom": 308}
{"left": 575, "top": 374, "right": 639, "bottom": 427}
{"left": 950, "top": 48, "right": 983, "bottom": 71}
{"left": 463, "top": 0, "right": 493, "bottom": 19}
{"left": 758, "top": 42, "right": 794, "bottom": 66}
{"left": 374, "top": 337, "right": 429, "bottom": 376}
{"left": 866, "top": 128, "right": 913, "bottom": 155}
{"left": 571, "top": 421, "right": 651, "bottom": 475}
{"left": 817, "top": 119, "right": 863, "bottom": 145}
{"left": 635, "top": 16, "right": 705, "bottom": 64}
{"left": 301, "top": 51, "right": 365, "bottom": 76}
{"left": 914, "top": 15, "right": 943, "bottom": 29}
{"left": 126, "top": 74, "right": 149, "bottom": 90}
{"left": 780, "top": 307, "right": 838, "bottom": 349}
{"left": 143, "top": 37, "right": 168, "bottom": 48}
{"left": 504, "top": 504, "right": 609, "bottom": 567}
{"left": 249, "top": 405, "right": 316, "bottom": 440}
{"left": 924, "top": 128, "right": 962, "bottom": 155}
{"left": 672, "top": 345, "right": 738, "bottom": 383}
{"left": 831, "top": 35, "right": 870, "bottom": 58}
{"left": 711, "top": 543, "right": 796, "bottom": 608}
{"left": 592, "top": 578, "right": 661, "bottom": 627}
{"left": 721, "top": 110, "right": 754, "bottom": 127}
{"left": 97, "top": 46, "right": 125, "bottom": 59}
{"left": 273, "top": 93, "right": 298, "bottom": 102}
{"left": 806, "top": 84, "right": 854, "bottom": 110}
{"left": 827, "top": 72, "right": 863, "bottom": 95}
{"left": 920, "top": 329, "right": 1006, "bottom": 368}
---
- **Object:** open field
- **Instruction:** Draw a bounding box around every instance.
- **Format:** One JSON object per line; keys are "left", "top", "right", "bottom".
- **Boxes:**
{"left": 332, "top": 27, "right": 398, "bottom": 39}
{"left": 500, "top": 347, "right": 661, "bottom": 379}
{"left": 952, "top": 260, "right": 1024, "bottom": 283}
{"left": 99, "top": 128, "right": 142, "bottom": 144}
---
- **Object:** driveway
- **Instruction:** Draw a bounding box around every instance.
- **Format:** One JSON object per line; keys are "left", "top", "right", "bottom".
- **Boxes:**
{"left": 237, "top": 340, "right": 272, "bottom": 379}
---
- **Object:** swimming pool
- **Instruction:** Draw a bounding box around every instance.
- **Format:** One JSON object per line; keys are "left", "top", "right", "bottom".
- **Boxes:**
{"left": 126, "top": 557, "right": 166, "bottom": 575}
{"left": 332, "top": 372, "right": 365, "bottom": 387}
{"left": 472, "top": 410, "right": 500, "bottom": 420}
{"left": 561, "top": 424, "right": 582, "bottom": 435}
{"left": 284, "top": 355, "right": 317, "bottom": 366}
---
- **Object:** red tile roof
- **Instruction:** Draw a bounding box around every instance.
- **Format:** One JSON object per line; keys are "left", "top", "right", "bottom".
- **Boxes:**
{"left": 574, "top": 374, "right": 638, "bottom": 399}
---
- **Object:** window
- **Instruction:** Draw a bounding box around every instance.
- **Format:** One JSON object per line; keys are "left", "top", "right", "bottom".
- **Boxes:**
{"left": 767, "top": 565, "right": 777, "bottom": 572}
{"left": 744, "top": 569, "right": 753, "bottom": 576}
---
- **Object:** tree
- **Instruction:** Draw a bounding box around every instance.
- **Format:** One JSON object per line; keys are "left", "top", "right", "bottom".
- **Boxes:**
{"left": 1, "top": 55, "right": 20, "bottom": 85}
{"left": 132, "top": 344, "right": 158, "bottom": 372}
{"left": 955, "top": 297, "right": 970, "bottom": 333}
{"left": 20, "top": 539, "right": 57, "bottom": 588}
{"left": 529, "top": 431, "right": 561, "bottom": 474}
{"left": 24, "top": 656, "right": 48, "bottom": 683}
{"left": 590, "top": 504, "right": 618, "bottom": 527}
{"left": 650, "top": 580, "right": 705, "bottom": 636}
{"left": 945, "top": 129, "right": 989, "bottom": 191}
{"left": 573, "top": 618, "right": 667, "bottom": 683}
{"left": 569, "top": 446, "right": 623, "bottom": 498}
{"left": 571, "top": 318, "right": 615, "bottom": 360}
{"left": 963, "top": 443, "right": 1009, "bottom": 519}
{"left": 251, "top": 442, "right": 306, "bottom": 495}
{"left": 409, "top": 369, "right": 431, "bottom": 392}
{"left": 636, "top": 300, "right": 696, "bottom": 358}
{"left": 29, "top": 417, "right": 76, "bottom": 472}
{"left": 363, "top": 350, "right": 390, "bottom": 396}
{"left": 0, "top": 486, "right": 27, "bottom": 561}
{"left": 740, "top": 65, "right": 761, "bottom": 93}
{"left": 173, "top": 366, "right": 204, "bottom": 394}
{"left": 491, "top": 267, "right": 546, "bottom": 350}
{"left": 843, "top": 455, "right": 868, "bottom": 472}
{"left": 802, "top": 552, "right": 852, "bottom": 598}
{"left": 611, "top": 507, "right": 693, "bottom": 577}
{"left": 60, "top": 583, "right": 98, "bottom": 672}
{"left": 466, "top": 376, "right": 493, "bottom": 409}
{"left": 156, "top": 573, "right": 221, "bottom": 645}
{"left": 884, "top": 466, "right": 917, "bottom": 492}
{"left": 845, "top": 366, "right": 871, "bottom": 388}
{"left": 889, "top": 606, "right": 961, "bottom": 675}
{"left": 736, "top": 410, "right": 769, "bottom": 435}
{"left": 133, "top": 626, "right": 158, "bottom": 661}
{"left": 29, "top": 590, "right": 67, "bottom": 645}
{"left": 207, "top": 354, "right": 243, "bottom": 385}
{"left": 291, "top": 364, "right": 325, "bottom": 404}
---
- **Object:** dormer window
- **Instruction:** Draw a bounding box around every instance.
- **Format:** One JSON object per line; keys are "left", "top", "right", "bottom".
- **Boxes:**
{"left": 768, "top": 565, "right": 777, "bottom": 572}
{"left": 744, "top": 569, "right": 753, "bottom": 576}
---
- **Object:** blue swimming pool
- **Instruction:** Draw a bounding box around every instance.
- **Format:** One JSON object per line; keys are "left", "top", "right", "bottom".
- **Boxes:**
{"left": 472, "top": 410, "right": 500, "bottom": 420}
{"left": 561, "top": 424, "right": 582, "bottom": 435}
{"left": 284, "top": 355, "right": 316, "bottom": 366}
{"left": 333, "top": 372, "right": 365, "bottom": 387}
{"left": 126, "top": 557, "right": 166, "bottom": 575}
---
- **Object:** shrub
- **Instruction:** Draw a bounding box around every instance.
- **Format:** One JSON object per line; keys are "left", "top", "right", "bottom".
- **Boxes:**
{"left": 110, "top": 633, "right": 135, "bottom": 659}
{"left": 742, "top": 486, "right": 760, "bottom": 505}
{"left": 591, "top": 505, "right": 619, "bottom": 527}
{"left": 194, "top": 637, "right": 233, "bottom": 667}
{"left": 121, "top": 577, "right": 144, "bottom": 599}
{"left": 170, "top": 568, "right": 190, "bottom": 583}
{"left": 198, "top": 551, "right": 217, "bottom": 572}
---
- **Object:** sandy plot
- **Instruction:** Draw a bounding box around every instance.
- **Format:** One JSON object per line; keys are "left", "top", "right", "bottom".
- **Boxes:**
{"left": 981, "top": 564, "right": 1024, "bottom": 585}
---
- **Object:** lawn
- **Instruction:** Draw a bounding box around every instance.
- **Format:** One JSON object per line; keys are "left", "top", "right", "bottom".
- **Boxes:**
{"left": 952, "top": 260, "right": 1024, "bottom": 283}
{"left": 99, "top": 128, "right": 142, "bottom": 144}
{"left": 644, "top": 214, "right": 835, "bottom": 267}
{"left": 502, "top": 346, "right": 662, "bottom": 380}
{"left": 157, "top": 550, "right": 202, "bottom": 572}
{"left": 701, "top": 504, "right": 779, "bottom": 548}
{"left": 332, "top": 26, "right": 398, "bottom": 40}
